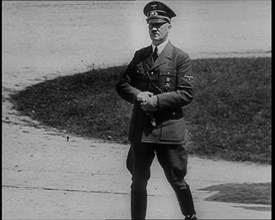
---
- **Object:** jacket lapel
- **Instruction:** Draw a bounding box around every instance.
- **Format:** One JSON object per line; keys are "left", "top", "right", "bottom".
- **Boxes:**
{"left": 143, "top": 47, "right": 153, "bottom": 68}
{"left": 150, "top": 41, "right": 173, "bottom": 70}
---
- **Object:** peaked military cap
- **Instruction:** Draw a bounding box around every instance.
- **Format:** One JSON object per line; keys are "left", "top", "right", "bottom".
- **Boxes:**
{"left": 143, "top": 1, "right": 176, "bottom": 24}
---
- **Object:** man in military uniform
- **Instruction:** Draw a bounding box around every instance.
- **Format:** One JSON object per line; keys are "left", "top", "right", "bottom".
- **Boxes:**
{"left": 116, "top": 1, "right": 197, "bottom": 219}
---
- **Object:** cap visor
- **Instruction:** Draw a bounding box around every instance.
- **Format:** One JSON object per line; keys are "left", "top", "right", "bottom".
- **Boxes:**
{"left": 148, "top": 18, "right": 169, "bottom": 23}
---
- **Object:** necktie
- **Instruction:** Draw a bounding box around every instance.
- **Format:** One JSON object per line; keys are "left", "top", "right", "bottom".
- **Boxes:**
{"left": 152, "top": 46, "right": 158, "bottom": 62}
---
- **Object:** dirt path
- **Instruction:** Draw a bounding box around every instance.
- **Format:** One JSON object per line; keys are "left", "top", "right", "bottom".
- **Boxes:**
{"left": 2, "top": 83, "right": 271, "bottom": 219}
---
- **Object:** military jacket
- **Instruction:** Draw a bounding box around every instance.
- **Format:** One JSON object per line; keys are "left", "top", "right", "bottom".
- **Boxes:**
{"left": 116, "top": 41, "right": 194, "bottom": 144}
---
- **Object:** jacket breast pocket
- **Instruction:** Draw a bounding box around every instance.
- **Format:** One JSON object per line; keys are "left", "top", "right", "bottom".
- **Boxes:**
{"left": 134, "top": 63, "right": 148, "bottom": 88}
{"left": 158, "top": 70, "right": 177, "bottom": 92}
{"left": 136, "top": 63, "right": 146, "bottom": 76}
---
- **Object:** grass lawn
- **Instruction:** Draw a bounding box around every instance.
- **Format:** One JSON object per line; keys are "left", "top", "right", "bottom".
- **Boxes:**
{"left": 10, "top": 57, "right": 271, "bottom": 164}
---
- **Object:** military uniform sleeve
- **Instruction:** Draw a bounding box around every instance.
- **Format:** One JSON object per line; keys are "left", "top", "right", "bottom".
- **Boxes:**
{"left": 157, "top": 52, "right": 194, "bottom": 111}
{"left": 116, "top": 51, "right": 142, "bottom": 104}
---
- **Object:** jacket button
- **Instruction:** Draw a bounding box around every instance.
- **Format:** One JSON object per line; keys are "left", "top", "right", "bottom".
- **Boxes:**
{"left": 172, "top": 112, "right": 176, "bottom": 115}
{"left": 150, "top": 72, "right": 154, "bottom": 75}
{"left": 166, "top": 77, "right": 171, "bottom": 82}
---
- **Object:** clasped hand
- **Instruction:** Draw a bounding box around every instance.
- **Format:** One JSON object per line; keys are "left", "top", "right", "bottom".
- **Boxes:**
{"left": 137, "top": 91, "right": 157, "bottom": 112}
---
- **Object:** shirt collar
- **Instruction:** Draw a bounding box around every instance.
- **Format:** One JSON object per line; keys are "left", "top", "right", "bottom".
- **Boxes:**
{"left": 152, "top": 39, "right": 169, "bottom": 55}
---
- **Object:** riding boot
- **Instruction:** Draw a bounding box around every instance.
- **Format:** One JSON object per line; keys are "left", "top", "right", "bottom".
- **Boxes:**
{"left": 131, "top": 189, "right": 147, "bottom": 220}
{"left": 174, "top": 187, "right": 196, "bottom": 218}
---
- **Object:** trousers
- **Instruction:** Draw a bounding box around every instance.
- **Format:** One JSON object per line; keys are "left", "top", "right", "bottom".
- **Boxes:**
{"left": 127, "top": 142, "right": 196, "bottom": 219}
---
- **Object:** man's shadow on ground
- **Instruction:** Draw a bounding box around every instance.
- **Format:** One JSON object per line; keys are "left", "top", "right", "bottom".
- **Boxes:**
{"left": 199, "top": 182, "right": 271, "bottom": 211}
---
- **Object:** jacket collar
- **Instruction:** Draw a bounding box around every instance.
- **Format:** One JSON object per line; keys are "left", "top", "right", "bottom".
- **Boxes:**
{"left": 152, "top": 38, "right": 169, "bottom": 55}
{"left": 150, "top": 41, "right": 173, "bottom": 70}
{"left": 141, "top": 41, "right": 173, "bottom": 70}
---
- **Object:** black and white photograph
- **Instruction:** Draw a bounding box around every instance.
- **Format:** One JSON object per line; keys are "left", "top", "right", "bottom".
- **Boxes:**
{"left": 2, "top": 0, "right": 271, "bottom": 219}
